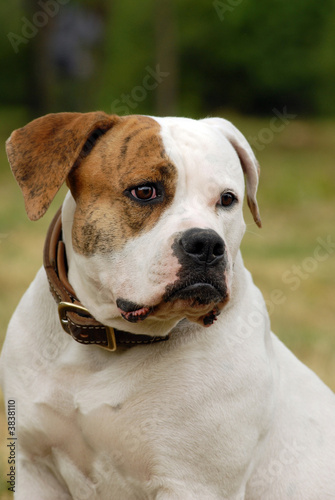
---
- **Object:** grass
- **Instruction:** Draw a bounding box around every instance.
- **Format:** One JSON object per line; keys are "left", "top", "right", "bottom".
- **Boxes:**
{"left": 0, "top": 108, "right": 334, "bottom": 496}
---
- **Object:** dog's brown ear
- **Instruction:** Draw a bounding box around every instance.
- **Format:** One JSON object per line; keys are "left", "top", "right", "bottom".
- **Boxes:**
{"left": 6, "top": 111, "right": 117, "bottom": 221}
{"left": 202, "top": 117, "right": 262, "bottom": 228}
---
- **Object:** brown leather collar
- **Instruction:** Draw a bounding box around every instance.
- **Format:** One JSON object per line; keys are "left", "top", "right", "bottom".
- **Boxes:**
{"left": 43, "top": 207, "right": 169, "bottom": 351}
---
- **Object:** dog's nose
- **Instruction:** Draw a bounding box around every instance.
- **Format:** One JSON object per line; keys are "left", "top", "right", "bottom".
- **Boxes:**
{"left": 179, "top": 228, "right": 225, "bottom": 266}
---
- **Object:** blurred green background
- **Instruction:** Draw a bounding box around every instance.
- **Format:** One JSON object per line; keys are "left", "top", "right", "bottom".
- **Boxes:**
{"left": 0, "top": 0, "right": 335, "bottom": 497}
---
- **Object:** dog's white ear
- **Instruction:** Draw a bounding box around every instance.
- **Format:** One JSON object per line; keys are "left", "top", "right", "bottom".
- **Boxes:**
{"left": 202, "top": 117, "right": 262, "bottom": 228}
{"left": 6, "top": 111, "right": 118, "bottom": 221}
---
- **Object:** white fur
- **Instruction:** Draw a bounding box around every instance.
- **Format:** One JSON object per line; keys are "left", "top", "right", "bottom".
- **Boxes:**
{"left": 1, "top": 116, "right": 335, "bottom": 499}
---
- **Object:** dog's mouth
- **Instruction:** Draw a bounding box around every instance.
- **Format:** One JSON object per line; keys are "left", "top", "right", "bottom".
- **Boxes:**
{"left": 163, "top": 281, "right": 224, "bottom": 305}
{"left": 116, "top": 298, "right": 154, "bottom": 323}
{"left": 117, "top": 280, "right": 228, "bottom": 327}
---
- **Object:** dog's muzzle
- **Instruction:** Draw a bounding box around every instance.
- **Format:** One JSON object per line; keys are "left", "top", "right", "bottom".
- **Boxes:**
{"left": 164, "top": 228, "right": 228, "bottom": 306}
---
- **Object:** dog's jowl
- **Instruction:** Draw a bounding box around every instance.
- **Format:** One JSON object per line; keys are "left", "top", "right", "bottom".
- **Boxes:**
{"left": 1, "top": 112, "right": 334, "bottom": 499}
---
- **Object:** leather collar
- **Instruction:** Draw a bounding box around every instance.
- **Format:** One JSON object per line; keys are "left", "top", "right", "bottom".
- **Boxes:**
{"left": 43, "top": 207, "right": 169, "bottom": 351}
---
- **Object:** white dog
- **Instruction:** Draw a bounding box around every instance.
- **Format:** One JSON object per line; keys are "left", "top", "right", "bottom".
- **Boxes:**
{"left": 1, "top": 112, "right": 334, "bottom": 499}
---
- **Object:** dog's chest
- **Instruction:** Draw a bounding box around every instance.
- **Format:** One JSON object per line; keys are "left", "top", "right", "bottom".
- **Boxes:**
{"left": 31, "top": 342, "right": 273, "bottom": 499}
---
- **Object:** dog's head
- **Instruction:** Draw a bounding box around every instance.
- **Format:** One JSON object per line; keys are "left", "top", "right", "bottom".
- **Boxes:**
{"left": 6, "top": 112, "right": 261, "bottom": 336}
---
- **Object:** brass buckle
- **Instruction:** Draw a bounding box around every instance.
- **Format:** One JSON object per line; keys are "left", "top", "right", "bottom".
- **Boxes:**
{"left": 58, "top": 301, "right": 117, "bottom": 352}
{"left": 58, "top": 301, "right": 91, "bottom": 332}
{"left": 104, "top": 326, "right": 117, "bottom": 352}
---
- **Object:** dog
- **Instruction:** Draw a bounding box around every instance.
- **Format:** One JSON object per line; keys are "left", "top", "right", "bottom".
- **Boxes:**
{"left": 1, "top": 112, "right": 335, "bottom": 499}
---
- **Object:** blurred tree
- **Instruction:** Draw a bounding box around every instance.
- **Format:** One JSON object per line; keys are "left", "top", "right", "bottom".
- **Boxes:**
{"left": 11, "top": 0, "right": 110, "bottom": 116}
{"left": 99, "top": 0, "right": 157, "bottom": 115}
{"left": 0, "top": 2, "right": 28, "bottom": 108}
{"left": 314, "top": 5, "right": 335, "bottom": 116}
{"left": 175, "top": 0, "right": 335, "bottom": 116}
{"left": 154, "top": 0, "right": 179, "bottom": 115}
{"left": 1, "top": 0, "right": 334, "bottom": 117}
{"left": 24, "top": 0, "right": 55, "bottom": 115}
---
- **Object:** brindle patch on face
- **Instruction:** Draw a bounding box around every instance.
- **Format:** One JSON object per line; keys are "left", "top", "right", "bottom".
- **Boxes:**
{"left": 67, "top": 115, "right": 178, "bottom": 255}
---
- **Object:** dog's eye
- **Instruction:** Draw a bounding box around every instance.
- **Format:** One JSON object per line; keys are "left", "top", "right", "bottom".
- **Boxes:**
{"left": 219, "top": 192, "right": 237, "bottom": 207}
{"left": 130, "top": 184, "right": 157, "bottom": 201}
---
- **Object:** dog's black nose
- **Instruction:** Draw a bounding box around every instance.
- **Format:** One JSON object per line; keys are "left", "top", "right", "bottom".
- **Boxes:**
{"left": 179, "top": 228, "right": 225, "bottom": 266}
